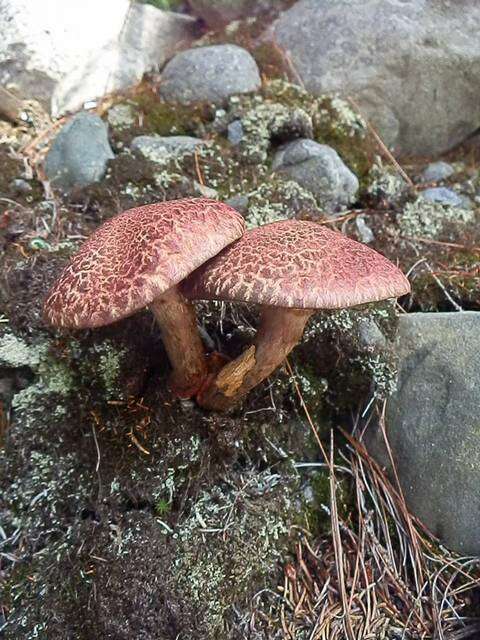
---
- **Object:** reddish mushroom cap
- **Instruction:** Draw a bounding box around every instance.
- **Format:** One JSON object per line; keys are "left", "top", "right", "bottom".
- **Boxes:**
{"left": 44, "top": 198, "right": 245, "bottom": 328}
{"left": 183, "top": 220, "right": 410, "bottom": 308}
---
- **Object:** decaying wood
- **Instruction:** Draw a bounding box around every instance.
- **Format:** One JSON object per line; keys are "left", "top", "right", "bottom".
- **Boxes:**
{"left": 197, "top": 307, "right": 313, "bottom": 411}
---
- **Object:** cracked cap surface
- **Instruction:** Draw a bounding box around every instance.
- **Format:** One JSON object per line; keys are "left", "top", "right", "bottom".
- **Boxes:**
{"left": 44, "top": 198, "right": 245, "bottom": 328}
{"left": 183, "top": 220, "right": 410, "bottom": 308}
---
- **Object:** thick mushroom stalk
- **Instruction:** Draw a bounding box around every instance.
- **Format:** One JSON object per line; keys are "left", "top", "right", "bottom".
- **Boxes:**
{"left": 197, "top": 306, "right": 313, "bottom": 411}
{"left": 150, "top": 287, "right": 207, "bottom": 397}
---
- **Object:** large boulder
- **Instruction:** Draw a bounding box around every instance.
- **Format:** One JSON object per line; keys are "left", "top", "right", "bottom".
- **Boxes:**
{"left": 45, "top": 112, "right": 114, "bottom": 191}
{"left": 0, "top": 0, "right": 197, "bottom": 116}
{"left": 273, "top": 0, "right": 480, "bottom": 156}
{"left": 366, "top": 312, "right": 480, "bottom": 555}
{"left": 159, "top": 44, "right": 261, "bottom": 105}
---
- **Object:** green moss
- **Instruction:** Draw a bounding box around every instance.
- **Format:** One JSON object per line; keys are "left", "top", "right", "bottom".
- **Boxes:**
{"left": 132, "top": 92, "right": 213, "bottom": 137}
{"left": 294, "top": 365, "right": 329, "bottom": 425}
{"left": 313, "top": 95, "right": 372, "bottom": 181}
{"left": 155, "top": 497, "right": 171, "bottom": 516}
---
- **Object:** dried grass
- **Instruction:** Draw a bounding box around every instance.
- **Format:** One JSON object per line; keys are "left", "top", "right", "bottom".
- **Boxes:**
{"left": 247, "top": 371, "right": 480, "bottom": 639}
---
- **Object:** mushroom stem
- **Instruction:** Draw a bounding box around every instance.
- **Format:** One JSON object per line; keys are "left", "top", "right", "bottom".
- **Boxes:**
{"left": 150, "top": 287, "right": 207, "bottom": 398}
{"left": 197, "top": 306, "right": 313, "bottom": 411}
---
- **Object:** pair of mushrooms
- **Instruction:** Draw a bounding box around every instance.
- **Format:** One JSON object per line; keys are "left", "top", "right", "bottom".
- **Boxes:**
{"left": 44, "top": 198, "right": 410, "bottom": 411}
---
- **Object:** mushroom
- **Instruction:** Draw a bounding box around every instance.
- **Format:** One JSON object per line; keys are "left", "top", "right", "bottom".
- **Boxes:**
{"left": 183, "top": 219, "right": 410, "bottom": 411}
{"left": 43, "top": 198, "right": 245, "bottom": 397}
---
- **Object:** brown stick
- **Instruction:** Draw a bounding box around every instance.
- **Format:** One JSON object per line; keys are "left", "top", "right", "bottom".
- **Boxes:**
{"left": 197, "top": 306, "right": 313, "bottom": 411}
{"left": 150, "top": 287, "right": 207, "bottom": 398}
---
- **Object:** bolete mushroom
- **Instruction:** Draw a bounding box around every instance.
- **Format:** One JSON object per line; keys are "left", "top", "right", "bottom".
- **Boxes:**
{"left": 43, "top": 198, "right": 245, "bottom": 397}
{"left": 183, "top": 220, "right": 410, "bottom": 410}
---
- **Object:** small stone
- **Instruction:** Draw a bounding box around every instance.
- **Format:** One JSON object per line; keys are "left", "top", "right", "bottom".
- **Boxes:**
{"left": 193, "top": 181, "right": 218, "bottom": 199}
{"left": 357, "top": 319, "right": 387, "bottom": 350}
{"left": 355, "top": 215, "right": 374, "bottom": 243}
{"left": 420, "top": 161, "right": 455, "bottom": 183}
{"left": 131, "top": 135, "right": 205, "bottom": 164}
{"left": 225, "top": 194, "right": 249, "bottom": 214}
{"left": 10, "top": 178, "right": 32, "bottom": 195}
{"left": 45, "top": 112, "right": 114, "bottom": 191}
{"left": 159, "top": 45, "right": 261, "bottom": 105}
{"left": 272, "top": 139, "right": 359, "bottom": 210}
{"left": 420, "top": 186, "right": 463, "bottom": 207}
{"left": 227, "top": 119, "right": 244, "bottom": 145}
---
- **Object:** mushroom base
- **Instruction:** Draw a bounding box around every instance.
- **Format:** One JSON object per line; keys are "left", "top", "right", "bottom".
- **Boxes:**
{"left": 150, "top": 288, "right": 207, "bottom": 398}
{"left": 197, "top": 306, "right": 313, "bottom": 411}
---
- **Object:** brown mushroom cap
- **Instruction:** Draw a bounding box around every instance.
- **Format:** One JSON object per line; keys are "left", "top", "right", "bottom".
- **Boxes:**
{"left": 44, "top": 198, "right": 245, "bottom": 328}
{"left": 183, "top": 220, "right": 410, "bottom": 308}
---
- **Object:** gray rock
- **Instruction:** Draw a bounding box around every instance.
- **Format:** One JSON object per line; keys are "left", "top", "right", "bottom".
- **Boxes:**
{"left": 357, "top": 319, "right": 387, "bottom": 350}
{"left": 355, "top": 215, "right": 374, "bottom": 244}
{"left": 227, "top": 119, "right": 244, "bottom": 145}
{"left": 159, "top": 44, "right": 261, "bottom": 105}
{"left": 420, "top": 161, "right": 455, "bottom": 183}
{"left": 45, "top": 112, "right": 114, "bottom": 191}
{"left": 10, "top": 178, "right": 32, "bottom": 195}
{"left": 272, "top": 139, "right": 359, "bottom": 209}
{"left": 131, "top": 135, "right": 205, "bottom": 164}
{"left": 421, "top": 187, "right": 463, "bottom": 208}
{"left": 192, "top": 181, "right": 218, "bottom": 199}
{"left": 366, "top": 312, "right": 480, "bottom": 555}
{"left": 0, "top": 0, "right": 197, "bottom": 116}
{"left": 273, "top": 0, "right": 480, "bottom": 156}
{"left": 226, "top": 194, "right": 249, "bottom": 214}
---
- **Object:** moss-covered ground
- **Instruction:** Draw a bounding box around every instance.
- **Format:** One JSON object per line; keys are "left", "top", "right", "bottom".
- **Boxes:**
{"left": 0, "top": 31, "right": 479, "bottom": 638}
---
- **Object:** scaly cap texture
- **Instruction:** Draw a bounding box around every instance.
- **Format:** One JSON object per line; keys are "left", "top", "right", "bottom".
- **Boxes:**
{"left": 44, "top": 198, "right": 245, "bottom": 328}
{"left": 183, "top": 220, "right": 410, "bottom": 308}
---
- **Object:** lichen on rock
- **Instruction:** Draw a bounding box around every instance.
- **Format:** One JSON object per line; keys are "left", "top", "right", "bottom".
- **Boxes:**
{"left": 399, "top": 197, "right": 475, "bottom": 239}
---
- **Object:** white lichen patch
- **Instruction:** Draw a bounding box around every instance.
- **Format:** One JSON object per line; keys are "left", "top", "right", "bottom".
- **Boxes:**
{"left": 168, "top": 470, "right": 295, "bottom": 634}
{"left": 0, "top": 332, "right": 75, "bottom": 419}
{"left": 107, "top": 103, "right": 136, "bottom": 130}
{"left": 246, "top": 179, "right": 319, "bottom": 228}
{"left": 367, "top": 156, "right": 406, "bottom": 201}
{"left": 399, "top": 197, "right": 475, "bottom": 239}
{"left": 0, "top": 333, "right": 42, "bottom": 368}
{"left": 318, "top": 95, "right": 367, "bottom": 139}
{"left": 305, "top": 308, "right": 356, "bottom": 338}
{"left": 238, "top": 99, "right": 312, "bottom": 163}
{"left": 302, "top": 303, "right": 399, "bottom": 399}
{"left": 92, "top": 341, "right": 127, "bottom": 400}
{"left": 354, "top": 351, "right": 398, "bottom": 398}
